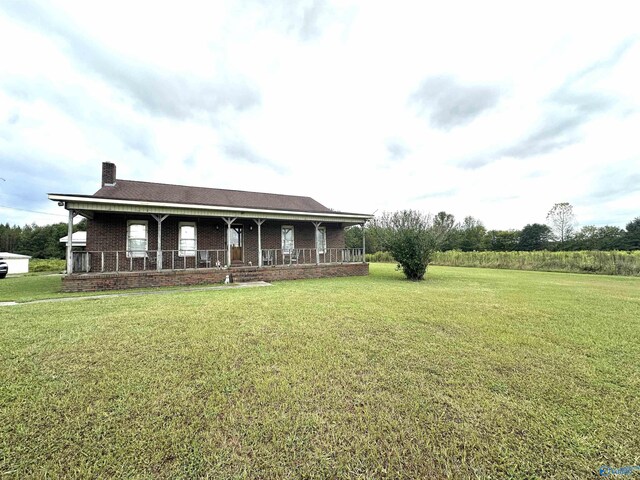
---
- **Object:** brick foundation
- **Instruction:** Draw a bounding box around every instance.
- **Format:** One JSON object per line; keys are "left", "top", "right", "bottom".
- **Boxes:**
{"left": 61, "top": 263, "right": 369, "bottom": 292}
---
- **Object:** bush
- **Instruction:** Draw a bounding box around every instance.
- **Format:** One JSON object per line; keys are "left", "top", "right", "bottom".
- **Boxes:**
{"left": 30, "top": 258, "right": 66, "bottom": 273}
{"left": 371, "top": 210, "right": 439, "bottom": 281}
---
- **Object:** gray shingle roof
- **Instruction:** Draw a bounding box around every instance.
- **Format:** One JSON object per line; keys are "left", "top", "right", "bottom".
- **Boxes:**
{"left": 93, "top": 180, "right": 333, "bottom": 213}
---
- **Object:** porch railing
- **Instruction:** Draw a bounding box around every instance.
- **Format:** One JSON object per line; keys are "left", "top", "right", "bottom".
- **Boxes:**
{"left": 260, "top": 248, "right": 364, "bottom": 266}
{"left": 71, "top": 250, "right": 227, "bottom": 273}
{"left": 71, "top": 248, "right": 364, "bottom": 273}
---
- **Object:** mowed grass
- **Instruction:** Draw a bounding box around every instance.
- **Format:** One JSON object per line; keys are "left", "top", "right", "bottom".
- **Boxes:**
{"left": 1, "top": 265, "right": 639, "bottom": 478}
{"left": 0, "top": 275, "right": 202, "bottom": 303}
{"left": 0, "top": 274, "right": 64, "bottom": 303}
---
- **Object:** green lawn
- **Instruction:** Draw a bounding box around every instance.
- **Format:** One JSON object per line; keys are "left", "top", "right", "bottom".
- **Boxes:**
{"left": 0, "top": 274, "right": 64, "bottom": 303}
{"left": 0, "top": 274, "right": 204, "bottom": 303}
{"left": 1, "top": 265, "right": 639, "bottom": 478}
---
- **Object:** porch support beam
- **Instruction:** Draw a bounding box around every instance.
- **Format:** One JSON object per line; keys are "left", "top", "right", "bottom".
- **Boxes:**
{"left": 151, "top": 214, "right": 169, "bottom": 270}
{"left": 312, "top": 221, "right": 322, "bottom": 265}
{"left": 222, "top": 217, "right": 237, "bottom": 267}
{"left": 254, "top": 219, "right": 266, "bottom": 267}
{"left": 75, "top": 210, "right": 94, "bottom": 220}
{"left": 66, "top": 209, "right": 77, "bottom": 274}
{"left": 362, "top": 222, "right": 367, "bottom": 263}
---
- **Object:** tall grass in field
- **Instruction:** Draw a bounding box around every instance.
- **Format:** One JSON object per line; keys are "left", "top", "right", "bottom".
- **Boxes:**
{"left": 431, "top": 250, "right": 640, "bottom": 276}
{"left": 365, "top": 251, "right": 395, "bottom": 263}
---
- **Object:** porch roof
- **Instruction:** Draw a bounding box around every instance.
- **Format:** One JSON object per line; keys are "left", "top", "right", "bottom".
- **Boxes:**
{"left": 48, "top": 193, "right": 372, "bottom": 224}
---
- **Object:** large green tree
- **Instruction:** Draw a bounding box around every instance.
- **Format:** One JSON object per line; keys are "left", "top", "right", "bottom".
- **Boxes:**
{"left": 482, "top": 230, "right": 520, "bottom": 251}
{"left": 569, "top": 225, "right": 626, "bottom": 250}
{"left": 519, "top": 224, "right": 552, "bottom": 251}
{"left": 624, "top": 217, "right": 640, "bottom": 250}
{"left": 432, "top": 211, "right": 457, "bottom": 250}
{"left": 459, "top": 216, "right": 486, "bottom": 251}
{"left": 0, "top": 223, "right": 22, "bottom": 252}
{"left": 16, "top": 223, "right": 68, "bottom": 258}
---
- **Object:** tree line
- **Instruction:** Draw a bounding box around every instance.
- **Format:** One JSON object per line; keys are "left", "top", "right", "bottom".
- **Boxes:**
{"left": 348, "top": 204, "right": 640, "bottom": 254}
{"left": 345, "top": 205, "right": 640, "bottom": 281}
{"left": 0, "top": 220, "right": 86, "bottom": 259}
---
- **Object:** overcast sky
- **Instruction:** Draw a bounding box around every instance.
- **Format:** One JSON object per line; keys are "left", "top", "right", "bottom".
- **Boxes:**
{"left": 1, "top": 0, "right": 638, "bottom": 230}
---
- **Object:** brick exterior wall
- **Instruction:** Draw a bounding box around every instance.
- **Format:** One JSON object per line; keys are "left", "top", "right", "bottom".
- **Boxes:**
{"left": 87, "top": 214, "right": 347, "bottom": 268}
{"left": 62, "top": 263, "right": 369, "bottom": 292}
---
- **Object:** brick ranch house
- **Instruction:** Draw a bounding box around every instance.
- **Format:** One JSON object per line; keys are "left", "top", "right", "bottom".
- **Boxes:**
{"left": 49, "top": 163, "right": 372, "bottom": 292}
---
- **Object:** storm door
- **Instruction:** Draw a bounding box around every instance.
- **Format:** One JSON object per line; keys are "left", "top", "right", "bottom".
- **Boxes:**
{"left": 229, "top": 225, "right": 243, "bottom": 262}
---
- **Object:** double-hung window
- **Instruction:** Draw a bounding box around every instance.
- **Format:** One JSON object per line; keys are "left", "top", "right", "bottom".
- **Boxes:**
{"left": 179, "top": 222, "right": 197, "bottom": 257}
{"left": 281, "top": 225, "right": 294, "bottom": 254}
{"left": 127, "top": 220, "right": 148, "bottom": 257}
{"left": 316, "top": 226, "right": 326, "bottom": 254}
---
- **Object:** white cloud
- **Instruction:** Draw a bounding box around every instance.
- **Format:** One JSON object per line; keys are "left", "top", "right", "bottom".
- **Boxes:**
{"left": 0, "top": 0, "right": 639, "bottom": 230}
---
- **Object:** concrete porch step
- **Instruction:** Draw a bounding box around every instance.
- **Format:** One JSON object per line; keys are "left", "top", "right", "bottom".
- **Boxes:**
{"left": 230, "top": 275, "right": 262, "bottom": 282}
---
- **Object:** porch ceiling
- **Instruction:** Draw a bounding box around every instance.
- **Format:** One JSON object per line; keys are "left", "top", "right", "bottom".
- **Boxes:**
{"left": 48, "top": 194, "right": 372, "bottom": 225}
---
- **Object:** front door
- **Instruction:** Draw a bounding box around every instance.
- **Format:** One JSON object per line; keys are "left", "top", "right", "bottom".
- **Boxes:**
{"left": 230, "top": 226, "right": 243, "bottom": 262}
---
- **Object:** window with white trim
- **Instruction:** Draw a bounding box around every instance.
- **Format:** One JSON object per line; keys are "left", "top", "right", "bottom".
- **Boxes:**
{"left": 127, "top": 220, "right": 148, "bottom": 257}
{"left": 178, "top": 222, "right": 197, "bottom": 257}
{"left": 316, "top": 226, "right": 326, "bottom": 254}
{"left": 281, "top": 225, "right": 294, "bottom": 253}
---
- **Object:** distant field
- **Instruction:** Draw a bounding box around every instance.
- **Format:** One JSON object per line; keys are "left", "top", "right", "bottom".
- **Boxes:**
{"left": 430, "top": 250, "right": 640, "bottom": 276}
{"left": 367, "top": 250, "right": 640, "bottom": 276}
{"left": 1, "top": 264, "right": 639, "bottom": 478}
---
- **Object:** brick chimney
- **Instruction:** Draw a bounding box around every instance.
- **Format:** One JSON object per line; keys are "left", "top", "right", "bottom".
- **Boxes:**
{"left": 102, "top": 162, "right": 116, "bottom": 186}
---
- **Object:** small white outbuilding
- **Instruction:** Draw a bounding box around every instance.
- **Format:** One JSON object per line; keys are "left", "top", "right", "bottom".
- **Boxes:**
{"left": 59, "top": 231, "right": 87, "bottom": 248}
{"left": 0, "top": 252, "right": 31, "bottom": 274}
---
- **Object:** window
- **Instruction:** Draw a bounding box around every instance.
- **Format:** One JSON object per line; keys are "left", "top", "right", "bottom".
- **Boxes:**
{"left": 281, "top": 225, "right": 294, "bottom": 253}
{"left": 316, "top": 226, "right": 326, "bottom": 254}
{"left": 127, "top": 220, "right": 148, "bottom": 257}
{"left": 179, "top": 222, "right": 197, "bottom": 256}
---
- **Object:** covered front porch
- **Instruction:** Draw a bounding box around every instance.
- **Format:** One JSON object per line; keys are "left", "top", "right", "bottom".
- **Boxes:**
{"left": 62, "top": 209, "right": 367, "bottom": 273}
{"left": 54, "top": 196, "right": 371, "bottom": 272}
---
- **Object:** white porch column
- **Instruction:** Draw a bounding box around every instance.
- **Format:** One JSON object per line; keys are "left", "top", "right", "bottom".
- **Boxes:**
{"left": 222, "top": 217, "right": 237, "bottom": 267}
{"left": 312, "top": 221, "right": 322, "bottom": 265}
{"left": 66, "top": 209, "right": 76, "bottom": 274}
{"left": 254, "top": 219, "right": 265, "bottom": 267}
{"left": 362, "top": 222, "right": 366, "bottom": 263}
{"left": 151, "top": 214, "right": 169, "bottom": 270}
